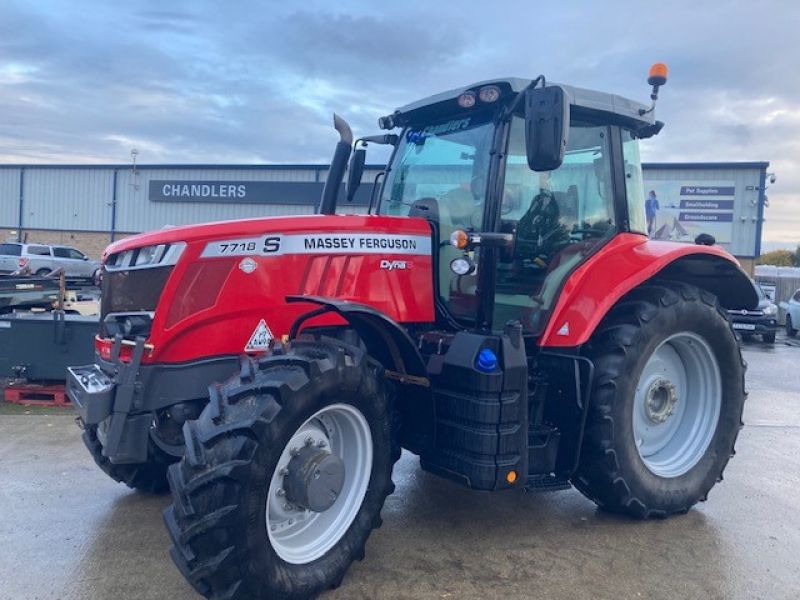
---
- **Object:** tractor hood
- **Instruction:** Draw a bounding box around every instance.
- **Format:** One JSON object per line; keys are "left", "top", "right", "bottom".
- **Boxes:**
{"left": 100, "top": 214, "right": 436, "bottom": 364}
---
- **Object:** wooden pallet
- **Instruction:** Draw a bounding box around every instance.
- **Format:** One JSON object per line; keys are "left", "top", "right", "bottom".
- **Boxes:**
{"left": 3, "top": 382, "right": 71, "bottom": 407}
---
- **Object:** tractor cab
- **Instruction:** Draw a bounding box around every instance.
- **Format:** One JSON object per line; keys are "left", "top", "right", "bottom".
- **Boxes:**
{"left": 365, "top": 76, "right": 664, "bottom": 336}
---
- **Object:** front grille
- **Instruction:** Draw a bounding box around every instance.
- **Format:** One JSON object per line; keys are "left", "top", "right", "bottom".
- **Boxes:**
{"left": 729, "top": 309, "right": 764, "bottom": 317}
{"left": 101, "top": 266, "right": 172, "bottom": 324}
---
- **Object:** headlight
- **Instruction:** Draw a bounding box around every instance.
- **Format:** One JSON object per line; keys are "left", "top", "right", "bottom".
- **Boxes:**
{"left": 450, "top": 257, "right": 475, "bottom": 276}
{"left": 134, "top": 244, "right": 167, "bottom": 267}
{"left": 764, "top": 304, "right": 777, "bottom": 316}
{"left": 117, "top": 250, "right": 134, "bottom": 267}
{"left": 457, "top": 91, "right": 477, "bottom": 108}
{"left": 478, "top": 85, "right": 501, "bottom": 103}
{"left": 106, "top": 242, "right": 185, "bottom": 272}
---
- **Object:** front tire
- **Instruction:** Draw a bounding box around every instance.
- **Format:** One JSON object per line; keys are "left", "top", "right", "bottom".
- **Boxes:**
{"left": 787, "top": 314, "right": 797, "bottom": 338}
{"left": 762, "top": 331, "right": 776, "bottom": 344}
{"left": 572, "top": 283, "right": 746, "bottom": 517}
{"left": 164, "top": 336, "right": 398, "bottom": 600}
{"left": 82, "top": 423, "right": 175, "bottom": 493}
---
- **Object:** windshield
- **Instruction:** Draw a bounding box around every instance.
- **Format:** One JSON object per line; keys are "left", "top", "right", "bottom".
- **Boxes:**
{"left": 378, "top": 110, "right": 497, "bottom": 323}
{"left": 378, "top": 110, "right": 495, "bottom": 228}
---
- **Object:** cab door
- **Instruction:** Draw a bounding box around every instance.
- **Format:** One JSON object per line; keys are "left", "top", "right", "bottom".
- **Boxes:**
{"left": 492, "top": 116, "right": 618, "bottom": 335}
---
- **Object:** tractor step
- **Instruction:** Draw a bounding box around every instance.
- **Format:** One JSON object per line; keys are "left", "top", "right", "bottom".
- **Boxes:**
{"left": 528, "top": 424, "right": 561, "bottom": 474}
{"left": 524, "top": 474, "right": 572, "bottom": 493}
{"left": 3, "top": 382, "right": 71, "bottom": 407}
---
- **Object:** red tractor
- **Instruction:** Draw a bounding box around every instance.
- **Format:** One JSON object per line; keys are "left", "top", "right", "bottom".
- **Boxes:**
{"left": 68, "top": 65, "right": 756, "bottom": 599}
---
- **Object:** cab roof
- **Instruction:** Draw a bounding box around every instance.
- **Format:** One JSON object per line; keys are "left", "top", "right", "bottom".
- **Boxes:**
{"left": 394, "top": 77, "right": 656, "bottom": 130}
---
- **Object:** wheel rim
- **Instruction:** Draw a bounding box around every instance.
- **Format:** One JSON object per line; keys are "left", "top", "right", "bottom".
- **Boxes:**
{"left": 266, "top": 403, "right": 372, "bottom": 564}
{"left": 633, "top": 333, "right": 722, "bottom": 478}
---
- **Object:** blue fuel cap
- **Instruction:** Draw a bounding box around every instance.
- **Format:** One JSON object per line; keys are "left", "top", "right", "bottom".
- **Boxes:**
{"left": 476, "top": 348, "right": 498, "bottom": 373}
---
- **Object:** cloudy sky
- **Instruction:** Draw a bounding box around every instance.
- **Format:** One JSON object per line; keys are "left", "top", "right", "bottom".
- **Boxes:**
{"left": 1, "top": 0, "right": 798, "bottom": 246}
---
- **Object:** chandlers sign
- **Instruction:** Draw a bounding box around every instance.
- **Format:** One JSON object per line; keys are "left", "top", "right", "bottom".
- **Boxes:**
{"left": 148, "top": 180, "right": 372, "bottom": 205}
{"left": 201, "top": 233, "right": 432, "bottom": 258}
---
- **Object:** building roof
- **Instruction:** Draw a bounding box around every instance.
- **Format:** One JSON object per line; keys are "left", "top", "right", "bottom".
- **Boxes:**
{"left": 641, "top": 162, "right": 770, "bottom": 170}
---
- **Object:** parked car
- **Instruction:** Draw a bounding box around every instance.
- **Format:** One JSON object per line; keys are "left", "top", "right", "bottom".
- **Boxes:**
{"left": 729, "top": 283, "right": 778, "bottom": 343}
{"left": 0, "top": 242, "right": 101, "bottom": 279}
{"left": 780, "top": 288, "right": 800, "bottom": 338}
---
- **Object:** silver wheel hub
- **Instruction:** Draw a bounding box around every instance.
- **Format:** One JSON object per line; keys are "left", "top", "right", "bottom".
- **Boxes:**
{"left": 643, "top": 378, "right": 678, "bottom": 424}
{"left": 633, "top": 333, "right": 722, "bottom": 478}
{"left": 282, "top": 443, "right": 346, "bottom": 513}
{"left": 266, "top": 404, "right": 372, "bottom": 564}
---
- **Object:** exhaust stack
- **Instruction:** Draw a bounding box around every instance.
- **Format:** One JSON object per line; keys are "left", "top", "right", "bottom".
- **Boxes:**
{"left": 318, "top": 114, "right": 353, "bottom": 215}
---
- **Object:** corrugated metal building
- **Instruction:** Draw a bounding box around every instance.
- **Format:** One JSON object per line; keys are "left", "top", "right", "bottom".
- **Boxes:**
{"left": 0, "top": 164, "right": 382, "bottom": 258}
{"left": 0, "top": 162, "right": 769, "bottom": 272}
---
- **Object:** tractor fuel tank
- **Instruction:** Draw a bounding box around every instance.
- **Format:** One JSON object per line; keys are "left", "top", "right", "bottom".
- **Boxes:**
{"left": 419, "top": 325, "right": 529, "bottom": 491}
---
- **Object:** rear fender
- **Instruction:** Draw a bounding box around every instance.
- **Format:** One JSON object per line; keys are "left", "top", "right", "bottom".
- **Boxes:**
{"left": 540, "top": 234, "right": 758, "bottom": 347}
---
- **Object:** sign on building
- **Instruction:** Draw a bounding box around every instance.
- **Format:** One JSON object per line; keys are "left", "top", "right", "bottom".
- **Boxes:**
{"left": 642, "top": 181, "right": 735, "bottom": 244}
{"left": 148, "top": 180, "right": 373, "bottom": 205}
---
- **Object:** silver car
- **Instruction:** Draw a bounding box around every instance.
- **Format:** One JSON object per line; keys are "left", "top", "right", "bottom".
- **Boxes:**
{"left": 0, "top": 242, "right": 101, "bottom": 278}
{"left": 780, "top": 288, "right": 800, "bottom": 338}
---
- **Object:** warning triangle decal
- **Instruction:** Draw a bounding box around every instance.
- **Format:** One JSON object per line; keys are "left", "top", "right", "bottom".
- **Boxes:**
{"left": 245, "top": 319, "right": 274, "bottom": 351}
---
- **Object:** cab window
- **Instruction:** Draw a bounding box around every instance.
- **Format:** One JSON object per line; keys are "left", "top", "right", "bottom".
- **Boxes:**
{"left": 493, "top": 117, "right": 616, "bottom": 334}
{"left": 622, "top": 130, "right": 647, "bottom": 234}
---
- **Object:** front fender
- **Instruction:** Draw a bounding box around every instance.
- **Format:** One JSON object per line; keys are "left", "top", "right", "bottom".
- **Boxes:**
{"left": 285, "top": 295, "right": 429, "bottom": 385}
{"left": 540, "top": 233, "right": 757, "bottom": 347}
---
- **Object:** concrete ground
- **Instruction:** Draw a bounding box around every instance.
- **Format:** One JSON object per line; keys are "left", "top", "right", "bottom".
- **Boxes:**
{"left": 1, "top": 336, "right": 798, "bottom": 600}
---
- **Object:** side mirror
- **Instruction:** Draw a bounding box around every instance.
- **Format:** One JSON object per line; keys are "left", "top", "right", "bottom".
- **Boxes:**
{"left": 524, "top": 85, "right": 569, "bottom": 171}
{"left": 345, "top": 147, "right": 367, "bottom": 203}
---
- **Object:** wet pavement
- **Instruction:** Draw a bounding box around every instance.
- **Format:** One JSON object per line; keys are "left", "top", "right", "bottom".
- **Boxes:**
{"left": 1, "top": 336, "right": 798, "bottom": 600}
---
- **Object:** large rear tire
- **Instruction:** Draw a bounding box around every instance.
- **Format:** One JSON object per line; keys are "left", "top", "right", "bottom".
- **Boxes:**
{"left": 164, "top": 336, "right": 398, "bottom": 600}
{"left": 572, "top": 282, "right": 746, "bottom": 517}
{"left": 82, "top": 423, "right": 175, "bottom": 493}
